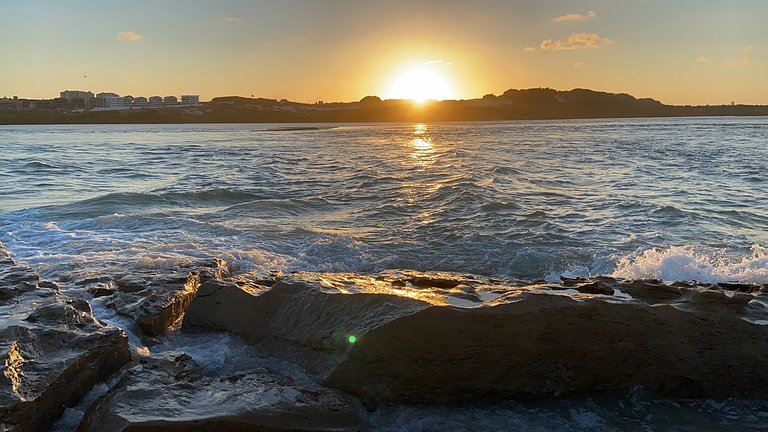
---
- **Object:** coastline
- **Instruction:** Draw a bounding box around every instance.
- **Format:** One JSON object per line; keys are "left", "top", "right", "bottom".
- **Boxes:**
{"left": 4, "top": 243, "right": 768, "bottom": 431}
{"left": 3, "top": 88, "right": 768, "bottom": 125}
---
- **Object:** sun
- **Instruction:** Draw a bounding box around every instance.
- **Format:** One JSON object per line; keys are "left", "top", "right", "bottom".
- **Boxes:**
{"left": 386, "top": 67, "right": 456, "bottom": 103}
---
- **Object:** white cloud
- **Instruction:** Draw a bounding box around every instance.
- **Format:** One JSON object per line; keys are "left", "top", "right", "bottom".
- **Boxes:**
{"left": 116, "top": 31, "right": 143, "bottom": 42}
{"left": 721, "top": 46, "right": 758, "bottom": 66}
{"left": 537, "top": 33, "right": 612, "bottom": 51}
{"left": 553, "top": 10, "right": 597, "bottom": 23}
{"left": 723, "top": 57, "right": 751, "bottom": 66}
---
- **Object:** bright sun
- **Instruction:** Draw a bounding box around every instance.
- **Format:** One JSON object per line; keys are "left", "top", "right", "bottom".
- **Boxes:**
{"left": 387, "top": 67, "right": 456, "bottom": 102}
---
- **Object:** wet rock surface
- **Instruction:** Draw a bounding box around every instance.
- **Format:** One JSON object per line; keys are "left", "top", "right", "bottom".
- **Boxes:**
{"left": 0, "top": 244, "right": 131, "bottom": 432}
{"left": 5, "top": 242, "right": 768, "bottom": 431}
{"left": 79, "top": 258, "right": 232, "bottom": 338}
{"left": 185, "top": 271, "right": 768, "bottom": 405}
{"left": 77, "top": 351, "right": 361, "bottom": 432}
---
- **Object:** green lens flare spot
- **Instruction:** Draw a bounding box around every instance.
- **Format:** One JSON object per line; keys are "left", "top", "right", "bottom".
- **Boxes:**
{"left": 348, "top": 335, "right": 357, "bottom": 344}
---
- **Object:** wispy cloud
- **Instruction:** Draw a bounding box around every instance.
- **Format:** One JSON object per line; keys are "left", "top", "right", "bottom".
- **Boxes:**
{"left": 695, "top": 56, "right": 712, "bottom": 63}
{"left": 527, "top": 33, "right": 612, "bottom": 52}
{"left": 553, "top": 10, "right": 597, "bottom": 23}
{"left": 223, "top": 16, "right": 241, "bottom": 23}
{"left": 723, "top": 57, "right": 751, "bottom": 67}
{"left": 116, "top": 31, "right": 143, "bottom": 42}
{"left": 721, "top": 46, "right": 758, "bottom": 66}
{"left": 574, "top": 62, "right": 585, "bottom": 69}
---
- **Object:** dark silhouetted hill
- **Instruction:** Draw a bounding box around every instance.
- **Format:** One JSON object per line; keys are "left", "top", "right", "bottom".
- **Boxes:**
{"left": 2, "top": 88, "right": 766, "bottom": 124}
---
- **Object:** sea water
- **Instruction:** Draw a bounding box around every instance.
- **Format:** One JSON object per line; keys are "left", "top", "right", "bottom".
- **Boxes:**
{"left": 2, "top": 118, "right": 768, "bottom": 430}
{"left": 2, "top": 118, "right": 767, "bottom": 284}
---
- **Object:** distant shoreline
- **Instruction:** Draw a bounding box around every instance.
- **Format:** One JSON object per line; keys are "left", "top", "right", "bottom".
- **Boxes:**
{"left": 2, "top": 112, "right": 767, "bottom": 126}
{"left": 2, "top": 88, "right": 767, "bottom": 125}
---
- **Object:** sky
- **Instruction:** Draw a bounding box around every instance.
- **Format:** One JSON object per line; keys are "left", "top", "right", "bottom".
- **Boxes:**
{"left": 1, "top": 0, "right": 766, "bottom": 105}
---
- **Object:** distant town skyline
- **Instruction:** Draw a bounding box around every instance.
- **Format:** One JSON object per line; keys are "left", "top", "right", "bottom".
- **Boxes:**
{"left": 2, "top": 0, "right": 766, "bottom": 105}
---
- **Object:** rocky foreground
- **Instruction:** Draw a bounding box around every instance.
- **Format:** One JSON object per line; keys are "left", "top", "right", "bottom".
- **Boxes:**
{"left": 2, "top": 241, "right": 768, "bottom": 431}
{"left": 0, "top": 247, "right": 129, "bottom": 431}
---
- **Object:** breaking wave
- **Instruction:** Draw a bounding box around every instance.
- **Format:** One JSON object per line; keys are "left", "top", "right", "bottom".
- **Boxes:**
{"left": 612, "top": 244, "right": 768, "bottom": 284}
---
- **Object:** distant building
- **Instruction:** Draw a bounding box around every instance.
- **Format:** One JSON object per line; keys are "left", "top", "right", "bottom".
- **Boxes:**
{"left": 60, "top": 90, "right": 95, "bottom": 110}
{"left": 53, "top": 98, "right": 70, "bottom": 110}
{"left": 94, "top": 92, "right": 133, "bottom": 110}
{"left": 50, "top": 90, "right": 199, "bottom": 110}
{"left": 0, "top": 96, "right": 22, "bottom": 111}
{"left": 95, "top": 92, "right": 119, "bottom": 109}
{"left": 31, "top": 99, "right": 55, "bottom": 110}
{"left": 181, "top": 95, "right": 199, "bottom": 106}
{"left": 148, "top": 96, "right": 163, "bottom": 108}
{"left": 61, "top": 90, "right": 95, "bottom": 100}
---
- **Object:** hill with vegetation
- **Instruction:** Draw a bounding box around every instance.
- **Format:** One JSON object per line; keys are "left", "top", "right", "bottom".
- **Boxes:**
{"left": 2, "top": 88, "right": 766, "bottom": 124}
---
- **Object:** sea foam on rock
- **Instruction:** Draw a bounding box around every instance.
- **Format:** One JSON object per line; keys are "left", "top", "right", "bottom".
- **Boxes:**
{"left": 77, "top": 351, "right": 361, "bottom": 432}
{"left": 0, "top": 243, "right": 130, "bottom": 432}
{"left": 183, "top": 270, "right": 768, "bottom": 405}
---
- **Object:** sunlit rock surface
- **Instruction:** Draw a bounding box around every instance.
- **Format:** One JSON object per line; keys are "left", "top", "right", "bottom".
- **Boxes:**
{"left": 184, "top": 270, "right": 768, "bottom": 405}
{"left": 0, "top": 244, "right": 130, "bottom": 432}
{"left": 77, "top": 351, "right": 361, "bottom": 432}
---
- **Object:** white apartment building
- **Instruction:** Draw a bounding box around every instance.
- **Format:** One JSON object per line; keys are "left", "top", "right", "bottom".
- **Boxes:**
{"left": 148, "top": 96, "right": 164, "bottom": 108}
{"left": 181, "top": 95, "right": 200, "bottom": 106}
{"left": 60, "top": 90, "right": 94, "bottom": 100}
{"left": 59, "top": 90, "right": 200, "bottom": 109}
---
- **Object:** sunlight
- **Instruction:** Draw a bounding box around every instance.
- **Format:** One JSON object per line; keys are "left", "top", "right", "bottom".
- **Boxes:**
{"left": 409, "top": 124, "right": 435, "bottom": 168}
{"left": 387, "top": 67, "right": 455, "bottom": 102}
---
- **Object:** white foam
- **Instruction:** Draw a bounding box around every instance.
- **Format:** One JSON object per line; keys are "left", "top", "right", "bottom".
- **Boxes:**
{"left": 133, "top": 254, "right": 195, "bottom": 270}
{"left": 44, "top": 221, "right": 62, "bottom": 231}
{"left": 545, "top": 265, "right": 591, "bottom": 283}
{"left": 48, "top": 377, "right": 121, "bottom": 432}
{"left": 612, "top": 244, "right": 768, "bottom": 283}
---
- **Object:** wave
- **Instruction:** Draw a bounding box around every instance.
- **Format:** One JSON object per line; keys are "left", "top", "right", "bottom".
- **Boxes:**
{"left": 23, "top": 160, "right": 62, "bottom": 169}
{"left": 35, "top": 189, "right": 275, "bottom": 218}
{"left": 221, "top": 197, "right": 333, "bottom": 216}
{"left": 612, "top": 244, "right": 768, "bottom": 284}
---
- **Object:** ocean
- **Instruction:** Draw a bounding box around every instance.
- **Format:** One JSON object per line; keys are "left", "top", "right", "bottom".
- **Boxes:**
{"left": 2, "top": 118, "right": 768, "bottom": 430}
{"left": 2, "top": 118, "right": 767, "bottom": 284}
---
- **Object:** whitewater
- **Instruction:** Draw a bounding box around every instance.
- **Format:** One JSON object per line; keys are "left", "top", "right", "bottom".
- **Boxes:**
{"left": 2, "top": 117, "right": 768, "bottom": 431}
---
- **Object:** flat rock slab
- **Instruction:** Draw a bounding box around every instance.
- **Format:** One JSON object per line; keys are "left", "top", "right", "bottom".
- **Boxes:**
{"left": 77, "top": 351, "right": 361, "bottom": 432}
{"left": 80, "top": 258, "right": 232, "bottom": 338}
{"left": 184, "top": 271, "right": 768, "bottom": 405}
{"left": 0, "top": 243, "right": 130, "bottom": 432}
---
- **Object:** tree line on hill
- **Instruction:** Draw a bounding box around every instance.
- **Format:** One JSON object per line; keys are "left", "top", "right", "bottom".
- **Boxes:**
{"left": 1, "top": 88, "right": 766, "bottom": 124}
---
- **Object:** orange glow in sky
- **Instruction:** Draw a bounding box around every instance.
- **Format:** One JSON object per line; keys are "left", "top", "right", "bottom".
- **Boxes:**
{"left": 2, "top": 1, "right": 767, "bottom": 105}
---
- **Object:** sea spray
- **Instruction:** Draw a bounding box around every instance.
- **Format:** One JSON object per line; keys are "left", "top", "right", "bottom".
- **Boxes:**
{"left": 612, "top": 244, "right": 768, "bottom": 283}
